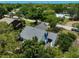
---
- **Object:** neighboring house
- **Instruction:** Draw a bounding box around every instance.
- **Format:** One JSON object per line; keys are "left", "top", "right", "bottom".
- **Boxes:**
{"left": 55, "top": 13, "right": 71, "bottom": 19}
{"left": 0, "top": 18, "right": 16, "bottom": 24}
{"left": 11, "top": 20, "right": 25, "bottom": 29}
{"left": 56, "top": 13, "right": 65, "bottom": 18}
{"left": 35, "top": 22, "right": 49, "bottom": 30}
{"left": 20, "top": 26, "right": 57, "bottom": 47}
{"left": 0, "top": 17, "right": 25, "bottom": 29}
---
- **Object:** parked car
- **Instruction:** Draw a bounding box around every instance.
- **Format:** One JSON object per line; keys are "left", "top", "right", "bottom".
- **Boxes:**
{"left": 71, "top": 28, "right": 79, "bottom": 32}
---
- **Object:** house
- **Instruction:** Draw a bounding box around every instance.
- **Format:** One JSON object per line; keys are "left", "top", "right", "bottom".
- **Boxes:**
{"left": 35, "top": 22, "right": 49, "bottom": 30}
{"left": 55, "top": 13, "right": 71, "bottom": 19}
{"left": 0, "top": 18, "right": 16, "bottom": 24}
{"left": 19, "top": 26, "right": 57, "bottom": 47}
{"left": 55, "top": 13, "right": 65, "bottom": 18}
{"left": 0, "top": 17, "right": 25, "bottom": 29}
{"left": 11, "top": 20, "right": 25, "bottom": 29}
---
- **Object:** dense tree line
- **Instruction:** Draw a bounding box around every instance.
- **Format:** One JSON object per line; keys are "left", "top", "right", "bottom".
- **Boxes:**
{"left": 0, "top": 4, "right": 22, "bottom": 19}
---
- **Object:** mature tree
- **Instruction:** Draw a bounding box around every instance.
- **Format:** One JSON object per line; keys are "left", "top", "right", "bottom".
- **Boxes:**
{"left": 21, "top": 38, "right": 63, "bottom": 58}
{"left": 57, "top": 30, "right": 76, "bottom": 52}
{"left": 64, "top": 46, "right": 79, "bottom": 58}
{"left": 0, "top": 7, "right": 8, "bottom": 19}
{"left": 53, "top": 4, "right": 67, "bottom": 13}
{"left": 44, "top": 14, "right": 61, "bottom": 32}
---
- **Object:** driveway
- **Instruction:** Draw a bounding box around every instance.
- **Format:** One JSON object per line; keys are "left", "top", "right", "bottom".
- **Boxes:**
{"left": 65, "top": 21, "right": 79, "bottom": 47}
{"left": 65, "top": 21, "right": 79, "bottom": 26}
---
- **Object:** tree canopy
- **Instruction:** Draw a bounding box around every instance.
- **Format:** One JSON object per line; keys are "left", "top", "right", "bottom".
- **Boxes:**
{"left": 57, "top": 30, "right": 76, "bottom": 52}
